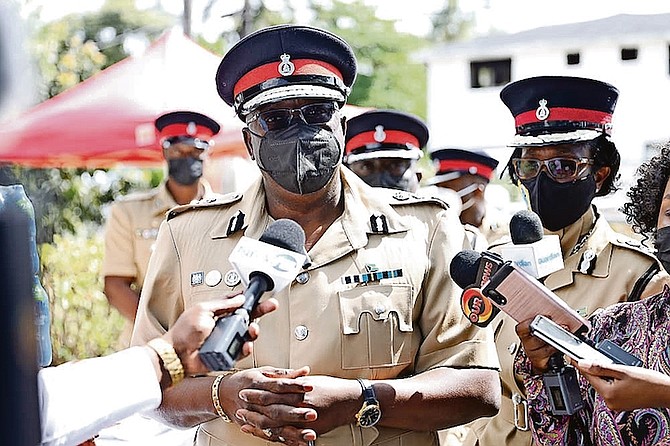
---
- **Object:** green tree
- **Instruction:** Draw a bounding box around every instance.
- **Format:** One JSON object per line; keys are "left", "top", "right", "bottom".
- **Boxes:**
{"left": 3, "top": 0, "right": 169, "bottom": 244}
{"left": 429, "top": 0, "right": 475, "bottom": 43}
{"left": 308, "top": 0, "right": 428, "bottom": 118}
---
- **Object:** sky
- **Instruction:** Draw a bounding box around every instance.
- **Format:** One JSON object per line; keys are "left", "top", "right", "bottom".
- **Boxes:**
{"left": 20, "top": 0, "right": 670, "bottom": 39}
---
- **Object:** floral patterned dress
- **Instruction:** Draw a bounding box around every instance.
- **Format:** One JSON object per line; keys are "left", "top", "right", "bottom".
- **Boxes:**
{"left": 515, "top": 286, "right": 670, "bottom": 445}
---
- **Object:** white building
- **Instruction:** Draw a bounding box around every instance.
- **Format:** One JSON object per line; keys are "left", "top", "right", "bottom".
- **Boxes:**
{"left": 421, "top": 13, "right": 670, "bottom": 204}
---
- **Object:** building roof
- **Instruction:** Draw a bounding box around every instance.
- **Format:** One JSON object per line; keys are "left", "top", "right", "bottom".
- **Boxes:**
{"left": 422, "top": 13, "right": 670, "bottom": 59}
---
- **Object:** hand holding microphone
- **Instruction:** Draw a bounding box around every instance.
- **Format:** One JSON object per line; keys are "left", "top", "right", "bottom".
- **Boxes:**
{"left": 199, "top": 219, "right": 308, "bottom": 371}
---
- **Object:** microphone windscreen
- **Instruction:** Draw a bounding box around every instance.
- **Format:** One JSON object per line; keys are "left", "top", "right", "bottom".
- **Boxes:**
{"left": 259, "top": 219, "right": 306, "bottom": 253}
{"left": 510, "top": 210, "right": 544, "bottom": 245}
{"left": 449, "top": 249, "right": 481, "bottom": 289}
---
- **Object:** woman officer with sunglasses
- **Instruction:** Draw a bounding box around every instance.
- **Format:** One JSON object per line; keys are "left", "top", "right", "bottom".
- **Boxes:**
{"left": 462, "top": 76, "right": 670, "bottom": 446}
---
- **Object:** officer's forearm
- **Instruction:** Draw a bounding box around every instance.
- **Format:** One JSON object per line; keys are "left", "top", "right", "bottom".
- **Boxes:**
{"left": 156, "top": 376, "right": 219, "bottom": 428}
{"left": 374, "top": 368, "right": 501, "bottom": 431}
{"left": 103, "top": 276, "right": 140, "bottom": 321}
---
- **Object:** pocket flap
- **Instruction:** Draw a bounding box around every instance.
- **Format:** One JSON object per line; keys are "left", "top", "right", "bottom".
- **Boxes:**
{"left": 339, "top": 284, "right": 413, "bottom": 334}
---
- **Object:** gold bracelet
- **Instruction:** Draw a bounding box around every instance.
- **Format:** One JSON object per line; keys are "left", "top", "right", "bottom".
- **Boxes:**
{"left": 211, "top": 373, "right": 234, "bottom": 423}
{"left": 147, "top": 338, "right": 184, "bottom": 387}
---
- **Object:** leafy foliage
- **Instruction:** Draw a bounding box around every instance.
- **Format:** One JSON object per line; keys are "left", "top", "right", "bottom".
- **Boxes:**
{"left": 40, "top": 230, "right": 126, "bottom": 365}
{"left": 430, "top": 0, "right": 475, "bottom": 42}
{"left": 308, "top": 0, "right": 428, "bottom": 118}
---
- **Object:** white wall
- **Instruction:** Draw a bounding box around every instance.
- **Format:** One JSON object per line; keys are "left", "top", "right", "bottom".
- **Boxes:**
{"left": 426, "top": 35, "right": 670, "bottom": 183}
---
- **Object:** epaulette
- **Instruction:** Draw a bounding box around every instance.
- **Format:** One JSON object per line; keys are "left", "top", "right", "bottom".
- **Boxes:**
{"left": 386, "top": 190, "right": 449, "bottom": 210}
{"left": 117, "top": 188, "right": 158, "bottom": 202}
{"left": 610, "top": 233, "right": 655, "bottom": 258}
{"left": 166, "top": 192, "right": 243, "bottom": 221}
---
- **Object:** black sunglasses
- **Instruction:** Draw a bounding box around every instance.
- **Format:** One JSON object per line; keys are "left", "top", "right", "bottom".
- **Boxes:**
{"left": 246, "top": 102, "right": 339, "bottom": 135}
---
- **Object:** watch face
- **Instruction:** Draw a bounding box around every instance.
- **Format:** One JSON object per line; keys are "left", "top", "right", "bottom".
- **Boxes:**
{"left": 358, "top": 404, "right": 381, "bottom": 427}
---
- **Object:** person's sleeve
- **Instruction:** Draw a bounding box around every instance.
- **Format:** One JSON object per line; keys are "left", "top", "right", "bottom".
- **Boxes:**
{"left": 415, "top": 209, "right": 500, "bottom": 372}
{"left": 102, "top": 202, "right": 138, "bottom": 278}
{"left": 131, "top": 219, "right": 184, "bottom": 346}
{"left": 514, "top": 343, "right": 593, "bottom": 445}
{"left": 38, "top": 346, "right": 161, "bottom": 446}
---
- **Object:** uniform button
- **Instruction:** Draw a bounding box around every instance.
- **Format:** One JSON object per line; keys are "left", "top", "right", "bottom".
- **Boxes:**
{"left": 296, "top": 271, "right": 310, "bottom": 284}
{"left": 508, "top": 342, "right": 517, "bottom": 355}
{"left": 294, "top": 325, "right": 309, "bottom": 341}
{"left": 374, "top": 304, "right": 386, "bottom": 315}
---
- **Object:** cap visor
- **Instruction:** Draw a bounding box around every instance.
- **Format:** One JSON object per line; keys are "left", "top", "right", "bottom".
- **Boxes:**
{"left": 509, "top": 129, "right": 606, "bottom": 147}
{"left": 425, "top": 171, "right": 464, "bottom": 185}
{"left": 240, "top": 85, "right": 345, "bottom": 116}
{"left": 345, "top": 148, "right": 422, "bottom": 164}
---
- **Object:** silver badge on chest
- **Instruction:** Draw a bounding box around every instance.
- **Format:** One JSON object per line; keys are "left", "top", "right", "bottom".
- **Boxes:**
{"left": 205, "top": 270, "right": 223, "bottom": 287}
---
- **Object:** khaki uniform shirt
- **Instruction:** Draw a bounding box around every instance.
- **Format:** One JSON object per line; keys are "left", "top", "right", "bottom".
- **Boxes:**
{"left": 103, "top": 180, "right": 215, "bottom": 343}
{"left": 102, "top": 180, "right": 215, "bottom": 287}
{"left": 463, "top": 206, "right": 669, "bottom": 446}
{"left": 131, "top": 168, "right": 500, "bottom": 446}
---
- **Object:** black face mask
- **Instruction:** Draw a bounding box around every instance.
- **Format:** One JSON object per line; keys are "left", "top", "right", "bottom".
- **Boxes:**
{"left": 168, "top": 157, "right": 203, "bottom": 186}
{"left": 359, "top": 171, "right": 413, "bottom": 191}
{"left": 654, "top": 226, "right": 670, "bottom": 272}
{"left": 254, "top": 121, "right": 342, "bottom": 195}
{"left": 521, "top": 172, "right": 596, "bottom": 232}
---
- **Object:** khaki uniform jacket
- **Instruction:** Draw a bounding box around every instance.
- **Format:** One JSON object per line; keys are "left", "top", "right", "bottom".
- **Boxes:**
{"left": 463, "top": 206, "right": 669, "bottom": 446}
{"left": 131, "top": 168, "right": 500, "bottom": 446}
{"left": 102, "top": 180, "right": 215, "bottom": 288}
{"left": 103, "top": 180, "right": 215, "bottom": 344}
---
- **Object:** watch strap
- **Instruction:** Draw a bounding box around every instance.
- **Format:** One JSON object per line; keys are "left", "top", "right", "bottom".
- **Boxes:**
{"left": 357, "top": 378, "right": 377, "bottom": 403}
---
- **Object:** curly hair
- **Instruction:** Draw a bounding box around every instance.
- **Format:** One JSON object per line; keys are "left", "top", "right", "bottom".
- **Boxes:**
{"left": 621, "top": 141, "right": 670, "bottom": 237}
{"left": 505, "top": 134, "right": 620, "bottom": 197}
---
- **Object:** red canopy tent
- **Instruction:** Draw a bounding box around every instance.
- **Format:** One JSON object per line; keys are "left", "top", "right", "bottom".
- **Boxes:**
{"left": 0, "top": 29, "right": 370, "bottom": 169}
{"left": 0, "top": 29, "right": 247, "bottom": 168}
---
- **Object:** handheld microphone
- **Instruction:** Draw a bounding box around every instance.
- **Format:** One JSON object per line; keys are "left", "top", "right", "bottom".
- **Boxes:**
{"left": 199, "top": 219, "right": 307, "bottom": 371}
{"left": 501, "top": 210, "right": 564, "bottom": 278}
{"left": 449, "top": 249, "right": 503, "bottom": 327}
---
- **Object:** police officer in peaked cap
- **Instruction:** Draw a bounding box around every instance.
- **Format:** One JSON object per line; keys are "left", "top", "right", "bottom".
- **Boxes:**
{"left": 426, "top": 148, "right": 499, "bottom": 230}
{"left": 103, "top": 110, "right": 220, "bottom": 339}
{"left": 131, "top": 24, "right": 501, "bottom": 446}
{"left": 462, "top": 75, "right": 669, "bottom": 446}
{"left": 344, "top": 109, "right": 428, "bottom": 193}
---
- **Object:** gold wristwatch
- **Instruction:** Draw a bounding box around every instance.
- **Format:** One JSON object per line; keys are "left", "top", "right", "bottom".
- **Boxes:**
{"left": 355, "top": 378, "right": 381, "bottom": 428}
{"left": 147, "top": 337, "right": 184, "bottom": 387}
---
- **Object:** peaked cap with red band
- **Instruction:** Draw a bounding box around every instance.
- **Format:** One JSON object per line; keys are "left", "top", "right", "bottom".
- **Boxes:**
{"left": 500, "top": 76, "right": 619, "bottom": 147}
{"left": 216, "top": 24, "right": 357, "bottom": 119}
{"left": 155, "top": 111, "right": 220, "bottom": 150}
{"left": 427, "top": 148, "right": 499, "bottom": 185}
{"left": 344, "top": 109, "right": 428, "bottom": 163}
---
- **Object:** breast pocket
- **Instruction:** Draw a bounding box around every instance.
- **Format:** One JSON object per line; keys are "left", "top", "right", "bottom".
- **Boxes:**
{"left": 338, "top": 284, "right": 414, "bottom": 369}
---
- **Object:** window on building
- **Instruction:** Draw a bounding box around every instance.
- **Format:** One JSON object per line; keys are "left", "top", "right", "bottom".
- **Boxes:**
{"left": 566, "top": 52, "right": 580, "bottom": 65}
{"left": 470, "top": 59, "right": 511, "bottom": 88}
{"left": 621, "top": 47, "right": 638, "bottom": 61}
